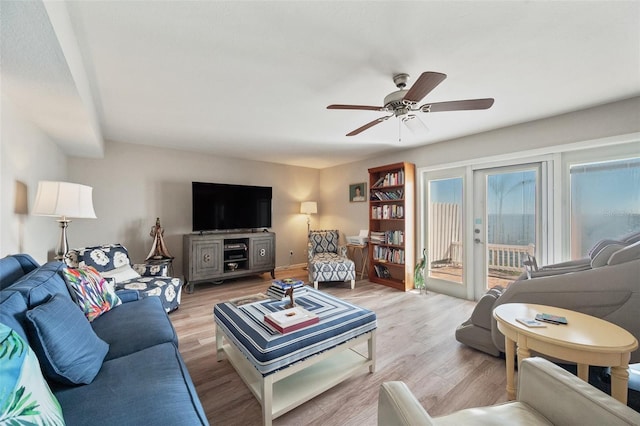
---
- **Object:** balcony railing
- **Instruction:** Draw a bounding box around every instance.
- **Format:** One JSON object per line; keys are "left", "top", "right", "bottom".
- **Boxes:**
{"left": 487, "top": 243, "right": 535, "bottom": 272}
{"left": 428, "top": 202, "right": 535, "bottom": 287}
{"left": 444, "top": 241, "right": 534, "bottom": 272}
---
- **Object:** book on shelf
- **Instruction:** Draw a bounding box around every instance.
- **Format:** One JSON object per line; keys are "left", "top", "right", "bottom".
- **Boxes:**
{"left": 370, "top": 231, "right": 385, "bottom": 241}
{"left": 370, "top": 189, "right": 404, "bottom": 201}
{"left": 382, "top": 205, "right": 390, "bottom": 219}
{"left": 369, "top": 231, "right": 404, "bottom": 246}
{"left": 371, "top": 206, "right": 381, "bottom": 219}
{"left": 373, "top": 264, "right": 391, "bottom": 278}
{"left": 387, "top": 230, "right": 404, "bottom": 245}
{"left": 373, "top": 246, "right": 405, "bottom": 264}
{"left": 264, "top": 306, "right": 319, "bottom": 333}
{"left": 371, "top": 204, "right": 404, "bottom": 219}
{"left": 372, "top": 171, "right": 405, "bottom": 188}
{"left": 372, "top": 175, "right": 386, "bottom": 188}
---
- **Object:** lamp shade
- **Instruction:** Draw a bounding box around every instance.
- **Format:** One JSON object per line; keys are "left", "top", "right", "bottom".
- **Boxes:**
{"left": 300, "top": 201, "right": 317, "bottom": 215}
{"left": 33, "top": 181, "right": 97, "bottom": 219}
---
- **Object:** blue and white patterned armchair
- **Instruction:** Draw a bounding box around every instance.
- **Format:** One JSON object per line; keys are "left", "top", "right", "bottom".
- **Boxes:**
{"left": 65, "top": 243, "right": 181, "bottom": 313}
{"left": 308, "top": 230, "right": 356, "bottom": 289}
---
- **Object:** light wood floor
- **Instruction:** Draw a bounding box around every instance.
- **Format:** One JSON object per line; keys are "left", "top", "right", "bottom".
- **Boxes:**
{"left": 170, "top": 267, "right": 507, "bottom": 425}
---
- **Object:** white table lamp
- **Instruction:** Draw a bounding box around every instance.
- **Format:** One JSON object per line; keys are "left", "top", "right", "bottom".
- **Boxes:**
{"left": 33, "top": 181, "right": 97, "bottom": 260}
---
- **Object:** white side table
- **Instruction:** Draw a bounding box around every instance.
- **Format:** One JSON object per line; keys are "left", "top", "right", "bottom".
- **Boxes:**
{"left": 346, "top": 243, "right": 368, "bottom": 280}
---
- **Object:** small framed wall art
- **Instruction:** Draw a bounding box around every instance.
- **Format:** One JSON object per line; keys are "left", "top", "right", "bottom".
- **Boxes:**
{"left": 349, "top": 182, "right": 367, "bottom": 202}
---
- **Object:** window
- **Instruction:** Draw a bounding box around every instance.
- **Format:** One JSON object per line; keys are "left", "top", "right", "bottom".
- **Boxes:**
{"left": 569, "top": 157, "right": 640, "bottom": 258}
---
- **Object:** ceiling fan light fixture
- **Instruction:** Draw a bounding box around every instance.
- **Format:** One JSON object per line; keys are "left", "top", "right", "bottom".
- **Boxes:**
{"left": 402, "top": 114, "right": 428, "bottom": 134}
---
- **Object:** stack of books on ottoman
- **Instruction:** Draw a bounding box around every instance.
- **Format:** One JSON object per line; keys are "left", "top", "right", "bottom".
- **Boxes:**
{"left": 266, "top": 278, "right": 306, "bottom": 300}
{"left": 264, "top": 306, "right": 319, "bottom": 333}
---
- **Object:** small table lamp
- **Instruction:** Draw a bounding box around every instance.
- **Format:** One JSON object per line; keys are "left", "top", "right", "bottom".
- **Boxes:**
{"left": 300, "top": 201, "right": 317, "bottom": 236}
{"left": 33, "top": 181, "right": 97, "bottom": 260}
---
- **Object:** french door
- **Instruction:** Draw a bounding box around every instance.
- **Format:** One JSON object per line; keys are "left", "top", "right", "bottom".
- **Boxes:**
{"left": 473, "top": 164, "right": 543, "bottom": 296}
{"left": 422, "top": 162, "right": 547, "bottom": 300}
{"left": 423, "top": 167, "right": 470, "bottom": 299}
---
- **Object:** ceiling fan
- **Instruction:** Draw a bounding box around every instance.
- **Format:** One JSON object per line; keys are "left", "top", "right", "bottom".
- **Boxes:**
{"left": 327, "top": 72, "right": 494, "bottom": 137}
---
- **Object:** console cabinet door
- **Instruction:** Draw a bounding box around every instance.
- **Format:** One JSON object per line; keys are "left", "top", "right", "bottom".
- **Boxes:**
{"left": 251, "top": 235, "right": 275, "bottom": 270}
{"left": 191, "top": 239, "right": 223, "bottom": 280}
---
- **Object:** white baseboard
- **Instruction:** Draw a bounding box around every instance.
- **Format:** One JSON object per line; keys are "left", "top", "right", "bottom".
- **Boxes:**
{"left": 276, "top": 263, "right": 307, "bottom": 271}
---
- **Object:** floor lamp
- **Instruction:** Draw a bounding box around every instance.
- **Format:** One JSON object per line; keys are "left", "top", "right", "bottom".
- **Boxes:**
{"left": 300, "top": 201, "right": 317, "bottom": 271}
{"left": 300, "top": 201, "right": 317, "bottom": 236}
{"left": 33, "top": 181, "right": 97, "bottom": 260}
{"left": 14, "top": 180, "right": 29, "bottom": 253}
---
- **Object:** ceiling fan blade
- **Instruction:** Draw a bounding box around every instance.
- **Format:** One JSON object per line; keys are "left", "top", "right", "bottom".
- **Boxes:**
{"left": 346, "top": 116, "right": 391, "bottom": 136}
{"left": 403, "top": 72, "right": 447, "bottom": 103}
{"left": 327, "top": 104, "right": 384, "bottom": 111}
{"left": 421, "top": 98, "right": 495, "bottom": 113}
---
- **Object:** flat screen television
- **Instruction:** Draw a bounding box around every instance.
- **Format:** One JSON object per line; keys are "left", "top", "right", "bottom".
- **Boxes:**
{"left": 192, "top": 182, "right": 272, "bottom": 232}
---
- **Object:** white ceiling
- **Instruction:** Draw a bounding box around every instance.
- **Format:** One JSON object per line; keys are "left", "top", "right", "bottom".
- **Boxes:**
{"left": 2, "top": 1, "right": 639, "bottom": 169}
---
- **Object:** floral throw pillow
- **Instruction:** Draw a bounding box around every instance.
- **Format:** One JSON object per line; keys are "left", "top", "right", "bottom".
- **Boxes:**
{"left": 62, "top": 266, "right": 122, "bottom": 321}
{"left": 0, "top": 322, "right": 65, "bottom": 425}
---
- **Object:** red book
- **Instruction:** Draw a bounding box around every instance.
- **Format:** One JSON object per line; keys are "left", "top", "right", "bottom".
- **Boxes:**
{"left": 264, "top": 307, "right": 319, "bottom": 334}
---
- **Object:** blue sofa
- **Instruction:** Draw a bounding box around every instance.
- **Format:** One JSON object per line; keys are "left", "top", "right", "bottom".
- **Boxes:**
{"left": 0, "top": 253, "right": 208, "bottom": 425}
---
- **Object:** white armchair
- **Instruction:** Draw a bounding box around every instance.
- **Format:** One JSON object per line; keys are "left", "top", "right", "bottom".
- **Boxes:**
{"left": 378, "top": 357, "right": 640, "bottom": 425}
{"left": 307, "top": 229, "right": 356, "bottom": 289}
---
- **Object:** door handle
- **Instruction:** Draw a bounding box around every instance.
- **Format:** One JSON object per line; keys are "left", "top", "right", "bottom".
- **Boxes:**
{"left": 474, "top": 228, "right": 482, "bottom": 243}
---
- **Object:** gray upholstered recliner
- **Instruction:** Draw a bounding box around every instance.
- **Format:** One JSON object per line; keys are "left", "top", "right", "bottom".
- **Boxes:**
{"left": 456, "top": 232, "right": 640, "bottom": 362}
{"left": 308, "top": 229, "right": 356, "bottom": 289}
{"left": 378, "top": 357, "right": 640, "bottom": 425}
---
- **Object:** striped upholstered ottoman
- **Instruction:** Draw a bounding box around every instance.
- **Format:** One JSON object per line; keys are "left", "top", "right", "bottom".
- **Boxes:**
{"left": 214, "top": 286, "right": 376, "bottom": 425}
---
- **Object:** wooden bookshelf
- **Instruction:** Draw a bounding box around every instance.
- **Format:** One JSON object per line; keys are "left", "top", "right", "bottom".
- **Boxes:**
{"left": 367, "top": 162, "right": 415, "bottom": 291}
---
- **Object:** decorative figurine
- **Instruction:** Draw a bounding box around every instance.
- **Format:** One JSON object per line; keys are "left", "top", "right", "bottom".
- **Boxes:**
{"left": 414, "top": 248, "right": 427, "bottom": 294}
{"left": 284, "top": 287, "right": 295, "bottom": 309}
{"left": 146, "top": 217, "right": 174, "bottom": 260}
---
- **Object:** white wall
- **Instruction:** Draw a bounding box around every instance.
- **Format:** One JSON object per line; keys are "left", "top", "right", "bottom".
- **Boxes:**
{"left": 0, "top": 96, "right": 68, "bottom": 263}
{"left": 67, "top": 141, "right": 320, "bottom": 276}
